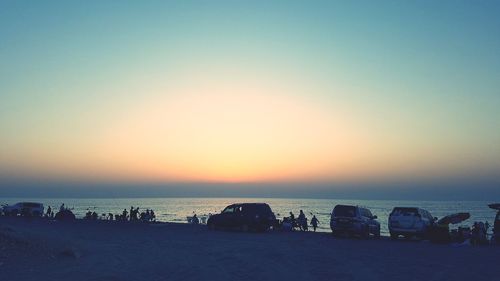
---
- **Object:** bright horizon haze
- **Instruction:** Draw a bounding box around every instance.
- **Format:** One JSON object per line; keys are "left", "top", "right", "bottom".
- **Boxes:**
{"left": 1, "top": 1, "right": 499, "bottom": 199}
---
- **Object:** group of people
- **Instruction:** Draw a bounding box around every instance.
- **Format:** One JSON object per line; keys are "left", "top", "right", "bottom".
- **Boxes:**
{"left": 51, "top": 204, "right": 157, "bottom": 223}
{"left": 44, "top": 203, "right": 68, "bottom": 218}
{"left": 113, "top": 206, "right": 156, "bottom": 222}
{"left": 282, "top": 210, "right": 320, "bottom": 232}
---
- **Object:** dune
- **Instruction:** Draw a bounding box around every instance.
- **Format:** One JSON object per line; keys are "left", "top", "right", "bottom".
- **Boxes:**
{"left": 0, "top": 217, "right": 498, "bottom": 281}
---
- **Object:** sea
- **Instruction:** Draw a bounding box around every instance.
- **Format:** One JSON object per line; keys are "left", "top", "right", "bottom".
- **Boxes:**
{"left": 0, "top": 197, "right": 497, "bottom": 235}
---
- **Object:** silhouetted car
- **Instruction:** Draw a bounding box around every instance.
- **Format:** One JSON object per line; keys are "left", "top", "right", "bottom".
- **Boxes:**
{"left": 207, "top": 203, "right": 277, "bottom": 232}
{"left": 2, "top": 202, "right": 44, "bottom": 217}
{"left": 330, "top": 205, "right": 380, "bottom": 238}
{"left": 389, "top": 207, "right": 435, "bottom": 240}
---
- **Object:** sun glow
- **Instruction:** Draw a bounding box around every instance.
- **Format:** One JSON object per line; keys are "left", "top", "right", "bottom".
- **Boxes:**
{"left": 90, "top": 73, "right": 368, "bottom": 183}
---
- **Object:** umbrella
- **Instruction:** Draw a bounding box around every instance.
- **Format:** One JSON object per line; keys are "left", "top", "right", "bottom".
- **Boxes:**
{"left": 437, "top": 212, "right": 470, "bottom": 225}
{"left": 488, "top": 203, "right": 500, "bottom": 210}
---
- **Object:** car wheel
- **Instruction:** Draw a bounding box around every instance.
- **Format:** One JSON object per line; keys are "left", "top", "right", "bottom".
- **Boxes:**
{"left": 208, "top": 222, "right": 216, "bottom": 231}
{"left": 241, "top": 224, "right": 249, "bottom": 232}
{"left": 362, "top": 226, "right": 370, "bottom": 239}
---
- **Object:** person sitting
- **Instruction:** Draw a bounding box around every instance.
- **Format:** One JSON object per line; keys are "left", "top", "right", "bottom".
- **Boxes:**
{"left": 192, "top": 214, "right": 199, "bottom": 224}
{"left": 85, "top": 210, "right": 92, "bottom": 220}
{"left": 282, "top": 217, "right": 293, "bottom": 231}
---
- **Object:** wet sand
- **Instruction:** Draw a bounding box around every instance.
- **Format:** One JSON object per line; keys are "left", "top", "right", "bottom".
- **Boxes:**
{"left": 0, "top": 217, "right": 498, "bottom": 281}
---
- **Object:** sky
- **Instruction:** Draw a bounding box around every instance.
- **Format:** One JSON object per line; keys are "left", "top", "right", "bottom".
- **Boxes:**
{"left": 1, "top": 1, "right": 499, "bottom": 199}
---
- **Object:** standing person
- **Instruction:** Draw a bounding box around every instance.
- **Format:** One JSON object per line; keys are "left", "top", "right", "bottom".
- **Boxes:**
{"left": 494, "top": 210, "right": 500, "bottom": 243}
{"left": 122, "top": 209, "right": 128, "bottom": 221}
{"left": 298, "top": 210, "right": 306, "bottom": 231}
{"left": 46, "top": 206, "right": 52, "bottom": 218}
{"left": 311, "top": 215, "right": 319, "bottom": 232}
{"left": 59, "top": 203, "right": 65, "bottom": 212}
{"left": 150, "top": 209, "right": 155, "bottom": 222}
{"left": 289, "top": 212, "right": 295, "bottom": 229}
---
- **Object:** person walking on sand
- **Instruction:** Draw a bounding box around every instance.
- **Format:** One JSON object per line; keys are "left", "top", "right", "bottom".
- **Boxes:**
{"left": 311, "top": 215, "right": 319, "bottom": 232}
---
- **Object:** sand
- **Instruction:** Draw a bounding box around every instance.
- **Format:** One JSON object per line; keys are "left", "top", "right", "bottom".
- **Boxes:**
{"left": 0, "top": 217, "right": 498, "bottom": 281}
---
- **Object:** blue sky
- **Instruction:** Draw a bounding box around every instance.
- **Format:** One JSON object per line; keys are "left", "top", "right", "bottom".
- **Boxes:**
{"left": 1, "top": 1, "right": 499, "bottom": 198}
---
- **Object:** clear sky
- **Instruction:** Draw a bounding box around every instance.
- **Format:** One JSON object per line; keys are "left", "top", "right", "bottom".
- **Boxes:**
{"left": 1, "top": 1, "right": 499, "bottom": 198}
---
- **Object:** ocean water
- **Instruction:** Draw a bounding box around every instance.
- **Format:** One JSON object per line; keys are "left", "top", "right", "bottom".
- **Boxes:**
{"left": 0, "top": 197, "right": 497, "bottom": 235}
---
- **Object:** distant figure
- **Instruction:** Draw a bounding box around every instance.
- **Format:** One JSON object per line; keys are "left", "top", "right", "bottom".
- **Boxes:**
{"left": 192, "top": 214, "right": 199, "bottom": 224}
{"left": 92, "top": 211, "right": 98, "bottom": 220}
{"left": 135, "top": 207, "right": 140, "bottom": 221}
{"left": 298, "top": 210, "right": 307, "bottom": 231}
{"left": 46, "top": 206, "right": 52, "bottom": 218}
{"left": 59, "top": 203, "right": 65, "bottom": 212}
{"left": 311, "top": 215, "right": 319, "bottom": 232}
{"left": 108, "top": 213, "right": 114, "bottom": 221}
{"left": 282, "top": 217, "right": 293, "bottom": 231}
{"left": 494, "top": 210, "right": 500, "bottom": 243}
{"left": 150, "top": 209, "right": 155, "bottom": 222}
{"left": 122, "top": 209, "right": 128, "bottom": 221}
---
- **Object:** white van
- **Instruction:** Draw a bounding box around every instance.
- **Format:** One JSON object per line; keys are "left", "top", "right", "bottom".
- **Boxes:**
{"left": 389, "top": 207, "right": 435, "bottom": 240}
{"left": 2, "top": 202, "right": 44, "bottom": 217}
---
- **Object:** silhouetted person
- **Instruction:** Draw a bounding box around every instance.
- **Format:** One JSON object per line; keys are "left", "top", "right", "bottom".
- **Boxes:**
{"left": 311, "top": 215, "right": 319, "bottom": 232}
{"left": 192, "top": 214, "right": 199, "bottom": 224}
{"left": 298, "top": 210, "right": 307, "bottom": 231}
{"left": 150, "top": 209, "right": 155, "bottom": 222}
{"left": 108, "top": 213, "right": 114, "bottom": 221}
{"left": 494, "top": 211, "right": 500, "bottom": 243}
{"left": 59, "top": 203, "right": 65, "bottom": 212}
{"left": 46, "top": 206, "right": 52, "bottom": 218}
{"left": 122, "top": 209, "right": 128, "bottom": 221}
{"left": 85, "top": 210, "right": 92, "bottom": 219}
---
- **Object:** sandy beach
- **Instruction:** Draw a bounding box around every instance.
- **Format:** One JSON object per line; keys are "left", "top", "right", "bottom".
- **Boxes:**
{"left": 1, "top": 217, "right": 498, "bottom": 281}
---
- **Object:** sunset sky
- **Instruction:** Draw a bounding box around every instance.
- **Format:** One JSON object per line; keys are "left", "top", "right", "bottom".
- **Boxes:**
{"left": 1, "top": 1, "right": 499, "bottom": 197}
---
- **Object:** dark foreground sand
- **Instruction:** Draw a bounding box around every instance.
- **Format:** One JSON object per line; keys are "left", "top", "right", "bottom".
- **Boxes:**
{"left": 0, "top": 217, "right": 498, "bottom": 281}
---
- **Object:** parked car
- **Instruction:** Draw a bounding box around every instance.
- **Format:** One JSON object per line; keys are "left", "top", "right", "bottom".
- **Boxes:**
{"left": 2, "top": 202, "right": 44, "bottom": 217}
{"left": 207, "top": 203, "right": 277, "bottom": 232}
{"left": 330, "top": 205, "right": 380, "bottom": 238}
{"left": 389, "top": 207, "right": 435, "bottom": 240}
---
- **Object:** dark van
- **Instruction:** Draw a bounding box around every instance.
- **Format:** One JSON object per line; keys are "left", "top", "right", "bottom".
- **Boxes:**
{"left": 207, "top": 203, "right": 277, "bottom": 232}
{"left": 330, "top": 205, "right": 380, "bottom": 238}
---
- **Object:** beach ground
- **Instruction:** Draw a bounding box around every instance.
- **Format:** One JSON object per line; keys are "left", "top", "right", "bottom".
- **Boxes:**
{"left": 0, "top": 217, "right": 498, "bottom": 281}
